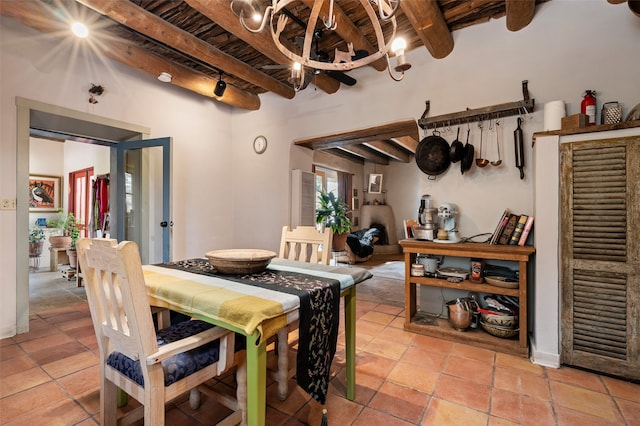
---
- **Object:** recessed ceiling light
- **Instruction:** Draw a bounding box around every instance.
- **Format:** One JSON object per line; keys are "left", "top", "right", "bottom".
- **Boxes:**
{"left": 157, "top": 72, "right": 172, "bottom": 83}
{"left": 71, "top": 22, "right": 89, "bottom": 38}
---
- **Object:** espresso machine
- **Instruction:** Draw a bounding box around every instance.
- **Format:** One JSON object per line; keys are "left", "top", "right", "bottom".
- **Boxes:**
{"left": 415, "top": 195, "right": 438, "bottom": 240}
{"left": 436, "top": 203, "right": 460, "bottom": 242}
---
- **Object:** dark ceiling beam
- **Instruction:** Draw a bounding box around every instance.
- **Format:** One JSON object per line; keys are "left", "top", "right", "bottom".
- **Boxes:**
{"left": 389, "top": 135, "right": 420, "bottom": 153}
{"left": 505, "top": 0, "right": 536, "bottom": 31}
{"left": 76, "top": 0, "right": 295, "bottom": 99}
{"left": 294, "top": 120, "right": 418, "bottom": 150}
{"left": 401, "top": 0, "right": 453, "bottom": 59}
{"left": 300, "top": 0, "right": 387, "bottom": 71}
{"left": 325, "top": 149, "right": 366, "bottom": 164}
{"left": 364, "top": 140, "right": 412, "bottom": 162}
{"left": 186, "top": 0, "right": 340, "bottom": 94}
{"left": 0, "top": 1, "right": 260, "bottom": 110}
{"left": 336, "top": 145, "right": 389, "bottom": 165}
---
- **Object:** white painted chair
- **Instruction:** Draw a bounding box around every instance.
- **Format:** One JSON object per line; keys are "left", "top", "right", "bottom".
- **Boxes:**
{"left": 77, "top": 238, "right": 245, "bottom": 425}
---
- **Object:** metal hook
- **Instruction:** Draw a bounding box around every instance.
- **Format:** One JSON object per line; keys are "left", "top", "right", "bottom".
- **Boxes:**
{"left": 322, "top": 0, "right": 337, "bottom": 30}
{"left": 377, "top": 0, "right": 401, "bottom": 20}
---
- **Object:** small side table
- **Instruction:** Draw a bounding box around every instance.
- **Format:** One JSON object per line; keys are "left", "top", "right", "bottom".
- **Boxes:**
{"left": 49, "top": 247, "right": 70, "bottom": 272}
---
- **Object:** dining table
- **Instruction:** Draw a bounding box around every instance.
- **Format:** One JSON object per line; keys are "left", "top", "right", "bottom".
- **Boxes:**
{"left": 141, "top": 257, "right": 372, "bottom": 426}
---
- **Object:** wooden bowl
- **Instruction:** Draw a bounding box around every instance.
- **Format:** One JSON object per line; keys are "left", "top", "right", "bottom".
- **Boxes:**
{"left": 484, "top": 275, "right": 519, "bottom": 289}
{"left": 480, "top": 320, "right": 519, "bottom": 339}
{"left": 205, "top": 249, "right": 277, "bottom": 274}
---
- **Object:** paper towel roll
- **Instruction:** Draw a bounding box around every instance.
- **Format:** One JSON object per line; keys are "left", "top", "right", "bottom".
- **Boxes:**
{"left": 544, "top": 100, "right": 566, "bottom": 131}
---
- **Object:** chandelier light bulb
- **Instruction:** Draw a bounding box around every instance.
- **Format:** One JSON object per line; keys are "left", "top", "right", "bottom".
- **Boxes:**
{"left": 391, "top": 37, "right": 407, "bottom": 55}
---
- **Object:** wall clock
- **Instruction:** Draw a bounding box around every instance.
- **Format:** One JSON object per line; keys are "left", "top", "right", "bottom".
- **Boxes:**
{"left": 253, "top": 135, "right": 267, "bottom": 154}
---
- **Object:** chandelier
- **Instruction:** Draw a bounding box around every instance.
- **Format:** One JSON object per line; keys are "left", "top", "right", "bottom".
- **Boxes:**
{"left": 231, "top": 0, "right": 411, "bottom": 90}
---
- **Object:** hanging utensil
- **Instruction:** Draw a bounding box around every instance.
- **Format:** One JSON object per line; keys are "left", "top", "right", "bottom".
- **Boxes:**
{"left": 461, "top": 126, "right": 474, "bottom": 175}
{"left": 415, "top": 129, "right": 451, "bottom": 179}
{"left": 450, "top": 127, "right": 464, "bottom": 163}
{"left": 475, "top": 122, "right": 489, "bottom": 167}
{"left": 514, "top": 117, "right": 525, "bottom": 179}
{"left": 491, "top": 120, "right": 503, "bottom": 166}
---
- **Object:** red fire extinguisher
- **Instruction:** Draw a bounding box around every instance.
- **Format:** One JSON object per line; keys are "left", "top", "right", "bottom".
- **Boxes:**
{"left": 581, "top": 90, "right": 597, "bottom": 126}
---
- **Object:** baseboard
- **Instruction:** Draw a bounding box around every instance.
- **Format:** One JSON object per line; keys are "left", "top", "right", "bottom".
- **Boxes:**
{"left": 530, "top": 340, "right": 561, "bottom": 368}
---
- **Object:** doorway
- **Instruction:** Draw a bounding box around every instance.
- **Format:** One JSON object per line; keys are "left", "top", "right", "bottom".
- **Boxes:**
{"left": 68, "top": 167, "right": 94, "bottom": 238}
{"left": 16, "top": 97, "right": 151, "bottom": 334}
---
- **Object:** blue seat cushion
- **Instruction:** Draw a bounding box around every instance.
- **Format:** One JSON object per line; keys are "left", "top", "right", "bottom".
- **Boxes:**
{"left": 107, "top": 319, "right": 223, "bottom": 387}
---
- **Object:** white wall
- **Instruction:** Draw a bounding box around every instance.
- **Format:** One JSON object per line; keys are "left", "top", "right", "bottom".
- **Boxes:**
{"left": 0, "top": 16, "right": 242, "bottom": 337}
{"left": 2, "top": 0, "right": 639, "bottom": 367}
{"left": 229, "top": 0, "right": 640, "bottom": 363}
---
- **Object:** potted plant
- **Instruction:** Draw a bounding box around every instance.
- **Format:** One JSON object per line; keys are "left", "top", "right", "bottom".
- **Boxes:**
{"left": 64, "top": 213, "right": 80, "bottom": 269}
{"left": 47, "top": 213, "right": 72, "bottom": 248}
{"left": 28, "top": 227, "right": 46, "bottom": 257}
{"left": 316, "top": 189, "right": 352, "bottom": 251}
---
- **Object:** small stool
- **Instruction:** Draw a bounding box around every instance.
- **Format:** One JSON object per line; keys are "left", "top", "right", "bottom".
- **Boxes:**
{"left": 50, "top": 247, "right": 70, "bottom": 272}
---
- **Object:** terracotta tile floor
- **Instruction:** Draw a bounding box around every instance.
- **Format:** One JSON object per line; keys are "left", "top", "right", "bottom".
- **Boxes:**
{"left": 2, "top": 262, "right": 639, "bottom": 425}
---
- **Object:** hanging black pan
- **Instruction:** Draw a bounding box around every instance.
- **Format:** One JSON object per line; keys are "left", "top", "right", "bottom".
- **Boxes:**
{"left": 415, "top": 130, "right": 451, "bottom": 179}
{"left": 461, "top": 127, "right": 474, "bottom": 175}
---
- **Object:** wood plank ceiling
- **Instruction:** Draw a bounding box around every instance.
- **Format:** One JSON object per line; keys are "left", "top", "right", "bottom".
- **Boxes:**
{"left": 1, "top": 0, "right": 580, "bottom": 164}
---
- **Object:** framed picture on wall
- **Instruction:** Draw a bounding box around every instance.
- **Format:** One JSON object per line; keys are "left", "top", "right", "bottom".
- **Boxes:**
{"left": 368, "top": 173, "right": 383, "bottom": 194}
{"left": 29, "top": 174, "right": 61, "bottom": 212}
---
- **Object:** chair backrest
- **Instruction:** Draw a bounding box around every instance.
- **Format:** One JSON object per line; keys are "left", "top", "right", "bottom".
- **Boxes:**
{"left": 77, "top": 238, "right": 158, "bottom": 363}
{"left": 278, "top": 226, "right": 333, "bottom": 265}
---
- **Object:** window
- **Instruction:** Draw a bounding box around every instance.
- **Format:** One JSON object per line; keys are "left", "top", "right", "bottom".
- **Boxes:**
{"left": 313, "top": 166, "right": 353, "bottom": 210}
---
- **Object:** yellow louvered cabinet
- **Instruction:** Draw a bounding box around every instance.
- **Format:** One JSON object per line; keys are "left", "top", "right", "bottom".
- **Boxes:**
{"left": 560, "top": 134, "right": 640, "bottom": 380}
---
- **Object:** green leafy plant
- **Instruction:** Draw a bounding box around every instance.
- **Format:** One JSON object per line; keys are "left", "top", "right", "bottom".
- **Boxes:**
{"left": 316, "top": 189, "right": 352, "bottom": 235}
{"left": 29, "top": 227, "right": 46, "bottom": 243}
{"left": 63, "top": 213, "right": 80, "bottom": 250}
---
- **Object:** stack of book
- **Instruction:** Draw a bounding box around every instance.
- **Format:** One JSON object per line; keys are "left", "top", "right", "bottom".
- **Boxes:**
{"left": 489, "top": 209, "right": 535, "bottom": 246}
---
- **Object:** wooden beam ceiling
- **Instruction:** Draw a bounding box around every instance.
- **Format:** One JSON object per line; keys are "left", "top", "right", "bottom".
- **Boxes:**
{"left": 401, "top": 0, "right": 453, "bottom": 59}
{"left": 0, "top": 0, "right": 558, "bottom": 111}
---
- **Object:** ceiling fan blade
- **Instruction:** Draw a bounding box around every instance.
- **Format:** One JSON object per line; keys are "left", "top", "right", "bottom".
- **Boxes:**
{"left": 352, "top": 49, "right": 368, "bottom": 60}
{"left": 325, "top": 70, "right": 357, "bottom": 86}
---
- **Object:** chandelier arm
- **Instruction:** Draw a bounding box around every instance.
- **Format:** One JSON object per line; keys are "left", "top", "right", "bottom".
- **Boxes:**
{"left": 377, "top": 0, "right": 401, "bottom": 21}
{"left": 360, "top": 0, "right": 396, "bottom": 56}
{"left": 385, "top": 53, "right": 405, "bottom": 81}
{"left": 323, "top": 0, "right": 337, "bottom": 30}
{"left": 238, "top": 5, "right": 272, "bottom": 33}
{"left": 266, "top": 0, "right": 405, "bottom": 77}
{"left": 302, "top": 0, "right": 325, "bottom": 60}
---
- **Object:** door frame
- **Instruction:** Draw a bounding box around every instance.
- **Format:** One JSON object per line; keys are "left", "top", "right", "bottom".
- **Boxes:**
{"left": 15, "top": 97, "right": 150, "bottom": 334}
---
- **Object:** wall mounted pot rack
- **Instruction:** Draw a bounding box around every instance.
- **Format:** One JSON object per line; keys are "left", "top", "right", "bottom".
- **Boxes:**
{"left": 418, "top": 80, "right": 534, "bottom": 130}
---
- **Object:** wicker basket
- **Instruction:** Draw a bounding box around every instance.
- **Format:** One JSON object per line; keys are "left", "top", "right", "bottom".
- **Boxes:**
{"left": 480, "top": 320, "right": 518, "bottom": 339}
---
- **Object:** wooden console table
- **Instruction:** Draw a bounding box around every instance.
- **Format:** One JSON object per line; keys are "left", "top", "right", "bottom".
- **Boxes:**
{"left": 49, "top": 247, "right": 70, "bottom": 272}
{"left": 399, "top": 240, "right": 535, "bottom": 357}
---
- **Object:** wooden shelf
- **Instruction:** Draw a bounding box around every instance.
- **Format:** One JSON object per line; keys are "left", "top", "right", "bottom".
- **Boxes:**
{"left": 410, "top": 275, "right": 520, "bottom": 297}
{"left": 405, "top": 314, "right": 527, "bottom": 357}
{"left": 399, "top": 240, "right": 535, "bottom": 358}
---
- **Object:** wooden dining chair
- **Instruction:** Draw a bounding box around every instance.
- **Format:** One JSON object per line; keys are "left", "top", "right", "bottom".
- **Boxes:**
{"left": 272, "top": 226, "right": 333, "bottom": 399}
{"left": 77, "top": 238, "right": 245, "bottom": 425}
{"left": 278, "top": 225, "right": 333, "bottom": 265}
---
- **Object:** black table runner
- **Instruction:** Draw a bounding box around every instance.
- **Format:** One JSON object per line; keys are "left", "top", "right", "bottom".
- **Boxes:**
{"left": 157, "top": 258, "right": 340, "bottom": 404}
